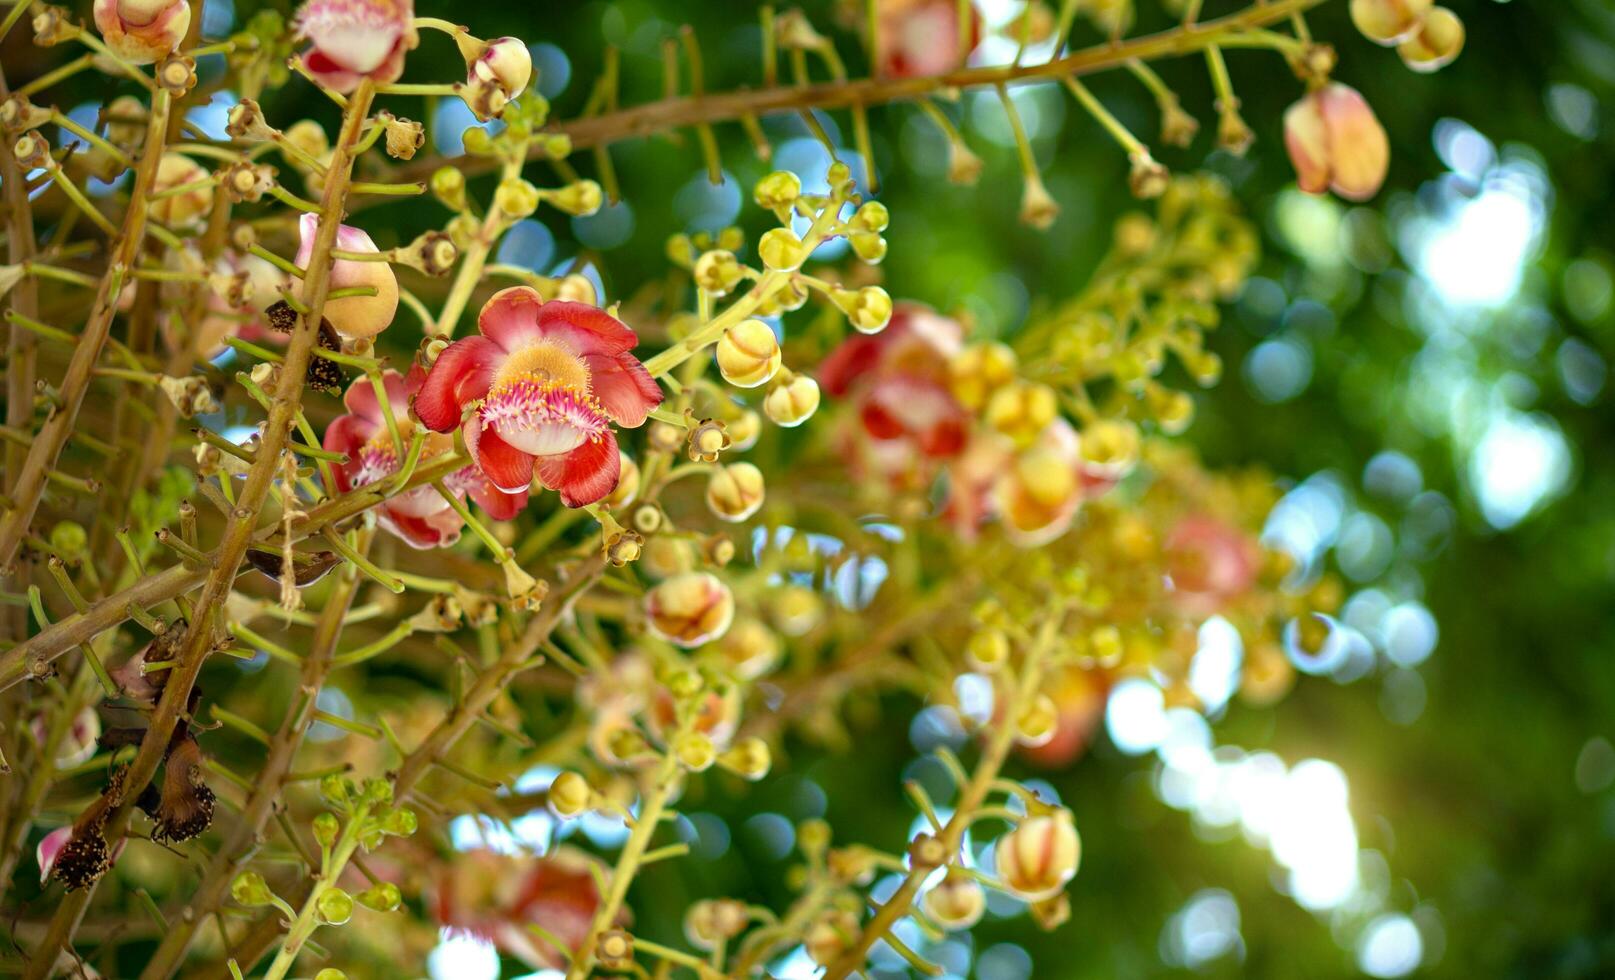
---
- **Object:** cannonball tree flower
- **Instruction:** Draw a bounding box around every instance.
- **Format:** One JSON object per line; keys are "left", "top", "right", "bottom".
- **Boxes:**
{"left": 415, "top": 286, "right": 663, "bottom": 508}
{"left": 875, "top": 0, "right": 982, "bottom": 78}
{"left": 434, "top": 847, "right": 611, "bottom": 970}
{"left": 292, "top": 0, "right": 419, "bottom": 93}
{"left": 994, "top": 810, "right": 1082, "bottom": 900}
{"left": 1283, "top": 83, "right": 1390, "bottom": 202}
{"left": 461, "top": 37, "right": 532, "bottom": 121}
{"left": 30, "top": 707, "right": 100, "bottom": 769}
{"left": 323, "top": 368, "right": 527, "bottom": 549}
{"left": 1164, "top": 515, "right": 1261, "bottom": 616}
{"left": 820, "top": 303, "right": 970, "bottom": 491}
{"left": 295, "top": 212, "right": 399, "bottom": 340}
{"left": 93, "top": 0, "right": 191, "bottom": 65}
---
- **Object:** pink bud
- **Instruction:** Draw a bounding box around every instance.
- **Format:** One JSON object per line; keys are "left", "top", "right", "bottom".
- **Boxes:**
{"left": 1283, "top": 83, "right": 1390, "bottom": 202}
{"left": 293, "top": 0, "right": 418, "bottom": 93}
{"left": 93, "top": 0, "right": 191, "bottom": 65}
{"left": 473, "top": 38, "right": 532, "bottom": 98}
{"left": 295, "top": 213, "right": 399, "bottom": 339}
{"left": 36, "top": 827, "right": 72, "bottom": 883}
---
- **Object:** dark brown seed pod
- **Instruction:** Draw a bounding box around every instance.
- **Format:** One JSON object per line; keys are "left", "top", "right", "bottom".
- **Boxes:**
{"left": 150, "top": 736, "right": 215, "bottom": 843}
{"left": 265, "top": 301, "right": 347, "bottom": 395}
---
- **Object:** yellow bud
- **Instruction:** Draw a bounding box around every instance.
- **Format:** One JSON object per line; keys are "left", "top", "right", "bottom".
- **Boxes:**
{"left": 717, "top": 318, "right": 782, "bottom": 388}
{"left": 994, "top": 811, "right": 1081, "bottom": 900}
{"left": 494, "top": 178, "right": 540, "bottom": 219}
{"left": 548, "top": 771, "right": 592, "bottom": 817}
{"left": 833, "top": 286, "right": 892, "bottom": 334}
{"left": 645, "top": 572, "right": 735, "bottom": 648}
{"left": 706, "top": 462, "right": 766, "bottom": 522}
{"left": 719, "top": 736, "right": 771, "bottom": 780}
{"left": 1015, "top": 693, "right": 1059, "bottom": 747}
{"left": 1078, "top": 418, "right": 1140, "bottom": 478}
{"left": 764, "top": 374, "right": 820, "bottom": 427}
{"left": 949, "top": 341, "right": 1018, "bottom": 411}
{"left": 966, "top": 628, "right": 1011, "bottom": 671}
{"left": 549, "top": 179, "right": 603, "bottom": 217}
{"left": 758, "top": 227, "right": 808, "bottom": 271}
{"left": 694, "top": 249, "right": 744, "bottom": 296}
{"left": 726, "top": 409, "right": 762, "bottom": 450}
{"left": 674, "top": 730, "right": 717, "bottom": 771}
{"left": 924, "top": 872, "right": 986, "bottom": 930}
{"left": 852, "top": 200, "right": 889, "bottom": 232}
{"left": 985, "top": 381, "right": 1058, "bottom": 446}
{"left": 754, "top": 170, "right": 802, "bottom": 211}
{"left": 849, "top": 231, "right": 887, "bottom": 264}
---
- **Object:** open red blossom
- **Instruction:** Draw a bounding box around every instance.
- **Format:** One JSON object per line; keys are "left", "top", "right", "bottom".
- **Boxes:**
{"left": 416, "top": 287, "right": 663, "bottom": 508}
{"left": 434, "top": 847, "right": 611, "bottom": 970}
{"left": 323, "top": 368, "right": 526, "bottom": 548}
{"left": 821, "top": 303, "right": 970, "bottom": 490}
{"left": 874, "top": 0, "right": 983, "bottom": 78}
{"left": 293, "top": 0, "right": 418, "bottom": 93}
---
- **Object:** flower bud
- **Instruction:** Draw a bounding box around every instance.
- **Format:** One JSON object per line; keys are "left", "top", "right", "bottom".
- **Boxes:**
{"left": 312, "top": 811, "right": 339, "bottom": 848}
{"left": 1398, "top": 7, "right": 1464, "bottom": 72}
{"left": 430, "top": 166, "right": 467, "bottom": 210}
{"left": 645, "top": 572, "right": 735, "bottom": 648}
{"left": 771, "top": 583, "right": 823, "bottom": 636}
{"left": 556, "top": 273, "right": 597, "bottom": 304}
{"left": 316, "top": 887, "right": 354, "bottom": 925}
{"left": 357, "top": 881, "right": 402, "bottom": 911}
{"left": 295, "top": 213, "right": 399, "bottom": 339}
{"left": 685, "top": 898, "right": 750, "bottom": 951}
{"left": 715, "top": 617, "right": 780, "bottom": 679}
{"left": 465, "top": 37, "right": 532, "bottom": 119}
{"left": 754, "top": 170, "right": 801, "bottom": 211}
{"left": 717, "top": 318, "right": 782, "bottom": 388}
{"left": 718, "top": 736, "right": 771, "bottom": 780}
{"left": 758, "top": 227, "right": 808, "bottom": 271}
{"left": 984, "top": 381, "right": 1058, "bottom": 447}
{"left": 966, "top": 628, "right": 1011, "bottom": 671}
{"left": 547, "top": 179, "right": 603, "bottom": 217}
{"left": 231, "top": 870, "right": 274, "bottom": 907}
{"left": 706, "top": 463, "right": 765, "bottom": 523}
{"left": 805, "top": 908, "right": 861, "bottom": 967}
{"left": 315, "top": 971, "right": 348, "bottom": 980}
{"left": 849, "top": 231, "right": 887, "bottom": 264}
{"left": 924, "top": 871, "right": 986, "bottom": 930}
{"left": 764, "top": 374, "right": 820, "bottom": 428}
{"left": 1015, "top": 693, "right": 1059, "bottom": 747}
{"left": 1078, "top": 418, "right": 1140, "bottom": 479}
{"left": 690, "top": 249, "right": 741, "bottom": 297}
{"left": 852, "top": 200, "right": 890, "bottom": 232}
{"left": 494, "top": 178, "right": 541, "bottom": 219}
{"left": 604, "top": 452, "right": 641, "bottom": 509}
{"left": 94, "top": 0, "right": 191, "bottom": 64}
{"left": 548, "top": 771, "right": 592, "bottom": 817}
{"left": 673, "top": 730, "right": 717, "bottom": 771}
{"left": 994, "top": 810, "right": 1080, "bottom": 900}
{"left": 1019, "top": 174, "right": 1059, "bottom": 230}
{"left": 947, "top": 138, "right": 984, "bottom": 185}
{"left": 1128, "top": 152, "right": 1170, "bottom": 199}
{"left": 150, "top": 154, "right": 213, "bottom": 228}
{"left": 833, "top": 285, "right": 893, "bottom": 334}
{"left": 1284, "top": 83, "right": 1389, "bottom": 202}
{"left": 1350, "top": 0, "right": 1433, "bottom": 44}
{"left": 726, "top": 409, "right": 762, "bottom": 450}
{"left": 949, "top": 341, "right": 1017, "bottom": 411}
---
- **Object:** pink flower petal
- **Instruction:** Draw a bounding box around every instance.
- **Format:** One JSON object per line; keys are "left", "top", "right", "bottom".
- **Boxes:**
{"left": 322, "top": 414, "right": 376, "bottom": 494}
{"left": 538, "top": 300, "right": 639, "bottom": 357}
{"left": 477, "top": 285, "right": 549, "bottom": 352}
{"left": 416, "top": 336, "right": 505, "bottom": 432}
{"left": 465, "top": 471, "right": 529, "bottom": 521}
{"left": 583, "top": 352, "right": 662, "bottom": 428}
{"left": 535, "top": 432, "right": 620, "bottom": 508}
{"left": 380, "top": 506, "right": 463, "bottom": 549}
{"left": 466, "top": 420, "right": 535, "bottom": 494}
{"left": 819, "top": 334, "right": 884, "bottom": 396}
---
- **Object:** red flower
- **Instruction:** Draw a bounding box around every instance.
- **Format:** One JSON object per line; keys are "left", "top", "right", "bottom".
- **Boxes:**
{"left": 1164, "top": 515, "right": 1260, "bottom": 615}
{"left": 323, "top": 368, "right": 526, "bottom": 548}
{"left": 874, "top": 0, "right": 983, "bottom": 78}
{"left": 434, "top": 847, "right": 610, "bottom": 970}
{"left": 293, "top": 0, "right": 418, "bottom": 93}
{"left": 821, "top": 303, "right": 969, "bottom": 490}
{"left": 416, "top": 287, "right": 663, "bottom": 508}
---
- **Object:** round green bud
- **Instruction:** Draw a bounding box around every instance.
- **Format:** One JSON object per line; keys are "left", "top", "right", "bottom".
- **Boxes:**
{"left": 230, "top": 870, "right": 273, "bottom": 907}
{"left": 316, "top": 887, "right": 355, "bottom": 926}
{"left": 357, "top": 882, "right": 402, "bottom": 912}
{"left": 312, "top": 812, "right": 340, "bottom": 849}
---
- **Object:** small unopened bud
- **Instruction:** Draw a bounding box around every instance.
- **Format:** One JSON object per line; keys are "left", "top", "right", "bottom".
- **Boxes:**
{"left": 726, "top": 409, "right": 762, "bottom": 450}
{"left": 312, "top": 812, "right": 339, "bottom": 848}
{"left": 604, "top": 452, "right": 641, "bottom": 509}
{"left": 848, "top": 231, "right": 887, "bottom": 264}
{"left": 495, "top": 178, "right": 541, "bottom": 219}
{"left": 356, "top": 882, "right": 402, "bottom": 912}
{"left": 985, "top": 381, "right": 1057, "bottom": 447}
{"left": 430, "top": 166, "right": 467, "bottom": 210}
{"left": 757, "top": 228, "right": 808, "bottom": 271}
{"left": 754, "top": 170, "right": 802, "bottom": 211}
{"left": 645, "top": 572, "right": 735, "bottom": 648}
{"left": 548, "top": 771, "right": 592, "bottom": 817}
{"left": 719, "top": 736, "right": 772, "bottom": 780}
{"left": 1216, "top": 103, "right": 1255, "bottom": 157}
{"left": 685, "top": 899, "right": 750, "bottom": 951}
{"left": 1350, "top": 0, "right": 1433, "bottom": 45}
{"left": 833, "top": 286, "right": 893, "bottom": 334}
{"left": 547, "top": 179, "right": 602, "bottom": 217}
{"left": 1159, "top": 100, "right": 1200, "bottom": 148}
{"left": 717, "top": 318, "right": 782, "bottom": 388}
{"left": 949, "top": 342, "right": 1017, "bottom": 411}
{"left": 966, "top": 628, "right": 1011, "bottom": 671}
{"left": 1014, "top": 693, "right": 1059, "bottom": 747}
{"left": 947, "top": 138, "right": 984, "bottom": 185}
{"left": 1078, "top": 418, "right": 1140, "bottom": 478}
{"left": 924, "top": 872, "right": 986, "bottom": 930}
{"left": 316, "top": 887, "right": 354, "bottom": 925}
{"left": 851, "top": 200, "right": 889, "bottom": 232}
{"left": 693, "top": 249, "right": 744, "bottom": 296}
{"left": 231, "top": 870, "right": 274, "bottom": 907}
{"left": 994, "top": 810, "right": 1081, "bottom": 900}
{"left": 151, "top": 153, "right": 214, "bottom": 227}
{"left": 673, "top": 730, "right": 717, "bottom": 771}
{"left": 706, "top": 463, "right": 765, "bottom": 522}
{"left": 1399, "top": 7, "right": 1464, "bottom": 72}
{"left": 763, "top": 374, "right": 820, "bottom": 428}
